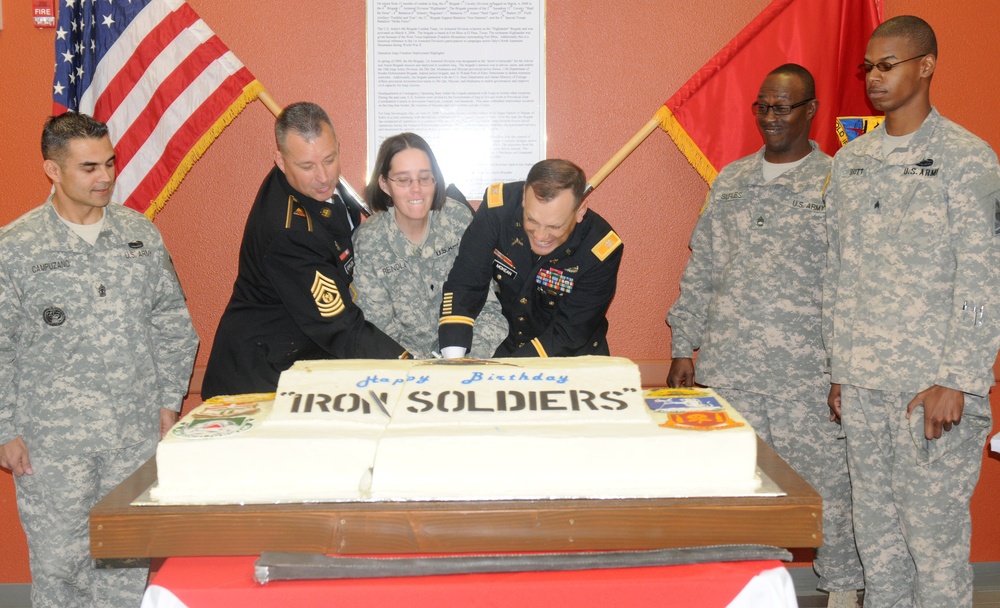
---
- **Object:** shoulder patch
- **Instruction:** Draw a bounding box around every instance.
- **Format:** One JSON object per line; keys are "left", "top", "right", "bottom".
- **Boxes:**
{"left": 311, "top": 271, "right": 345, "bottom": 317}
{"left": 591, "top": 230, "right": 623, "bottom": 261}
{"left": 486, "top": 183, "right": 505, "bottom": 208}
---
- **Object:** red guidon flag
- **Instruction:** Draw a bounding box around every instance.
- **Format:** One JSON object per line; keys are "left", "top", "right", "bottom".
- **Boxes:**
{"left": 659, "top": 0, "right": 882, "bottom": 184}
{"left": 52, "top": 0, "right": 261, "bottom": 217}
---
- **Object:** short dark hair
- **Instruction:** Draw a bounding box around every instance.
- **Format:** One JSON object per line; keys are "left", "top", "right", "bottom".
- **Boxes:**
{"left": 41, "top": 112, "right": 109, "bottom": 163}
{"left": 871, "top": 15, "right": 937, "bottom": 57}
{"left": 275, "top": 102, "right": 336, "bottom": 152}
{"left": 365, "top": 132, "right": 447, "bottom": 213}
{"left": 767, "top": 63, "right": 816, "bottom": 100}
{"left": 525, "top": 159, "right": 587, "bottom": 209}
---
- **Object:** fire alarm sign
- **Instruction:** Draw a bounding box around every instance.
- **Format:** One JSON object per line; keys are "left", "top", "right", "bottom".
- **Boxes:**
{"left": 34, "top": 0, "right": 56, "bottom": 28}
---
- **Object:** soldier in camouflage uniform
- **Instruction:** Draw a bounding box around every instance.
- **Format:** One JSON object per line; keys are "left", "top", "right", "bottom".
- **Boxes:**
{"left": 0, "top": 113, "right": 198, "bottom": 607}
{"left": 354, "top": 133, "right": 507, "bottom": 359}
{"left": 668, "top": 65, "right": 863, "bottom": 607}
{"left": 824, "top": 16, "right": 1000, "bottom": 607}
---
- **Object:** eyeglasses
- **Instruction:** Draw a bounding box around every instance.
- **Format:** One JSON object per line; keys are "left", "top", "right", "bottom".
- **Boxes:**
{"left": 386, "top": 174, "right": 436, "bottom": 188}
{"left": 750, "top": 98, "right": 815, "bottom": 116}
{"left": 858, "top": 54, "right": 925, "bottom": 74}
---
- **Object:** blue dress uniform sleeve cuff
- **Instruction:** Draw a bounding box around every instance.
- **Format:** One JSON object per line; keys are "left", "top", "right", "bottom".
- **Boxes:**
{"left": 439, "top": 319, "right": 474, "bottom": 351}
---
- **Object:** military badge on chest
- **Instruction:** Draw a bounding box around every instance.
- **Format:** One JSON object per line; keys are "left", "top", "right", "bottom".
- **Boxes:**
{"left": 335, "top": 240, "right": 355, "bottom": 276}
{"left": 536, "top": 267, "right": 574, "bottom": 295}
{"left": 42, "top": 306, "right": 66, "bottom": 326}
{"left": 492, "top": 249, "right": 517, "bottom": 280}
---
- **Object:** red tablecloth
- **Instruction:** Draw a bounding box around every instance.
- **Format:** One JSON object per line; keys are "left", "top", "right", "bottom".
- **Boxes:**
{"left": 142, "top": 556, "right": 796, "bottom": 607}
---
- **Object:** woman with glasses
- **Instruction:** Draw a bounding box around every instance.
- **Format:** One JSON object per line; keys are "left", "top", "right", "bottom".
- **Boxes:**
{"left": 353, "top": 132, "right": 507, "bottom": 358}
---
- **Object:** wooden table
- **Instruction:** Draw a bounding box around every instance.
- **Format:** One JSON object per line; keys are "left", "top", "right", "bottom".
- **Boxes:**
{"left": 90, "top": 437, "right": 820, "bottom": 559}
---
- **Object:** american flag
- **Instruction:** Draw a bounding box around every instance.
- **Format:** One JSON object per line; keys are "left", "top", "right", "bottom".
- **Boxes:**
{"left": 53, "top": 0, "right": 261, "bottom": 217}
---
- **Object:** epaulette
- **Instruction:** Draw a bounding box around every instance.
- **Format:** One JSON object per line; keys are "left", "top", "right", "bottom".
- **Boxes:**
{"left": 591, "top": 230, "right": 622, "bottom": 261}
{"left": 486, "top": 183, "right": 505, "bottom": 208}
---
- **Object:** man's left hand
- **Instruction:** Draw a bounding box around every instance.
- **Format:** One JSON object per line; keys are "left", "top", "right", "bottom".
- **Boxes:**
{"left": 159, "top": 408, "right": 179, "bottom": 440}
{"left": 906, "top": 385, "right": 964, "bottom": 440}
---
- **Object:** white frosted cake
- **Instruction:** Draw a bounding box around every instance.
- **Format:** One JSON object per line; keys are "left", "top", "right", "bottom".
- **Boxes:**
{"left": 151, "top": 357, "right": 760, "bottom": 504}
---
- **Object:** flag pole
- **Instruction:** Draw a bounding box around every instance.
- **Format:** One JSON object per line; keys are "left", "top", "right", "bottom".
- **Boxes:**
{"left": 583, "top": 107, "right": 668, "bottom": 199}
{"left": 257, "top": 89, "right": 373, "bottom": 217}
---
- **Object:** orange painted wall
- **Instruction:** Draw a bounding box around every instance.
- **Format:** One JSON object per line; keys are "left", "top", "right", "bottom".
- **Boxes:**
{"left": 1, "top": 0, "right": 999, "bottom": 585}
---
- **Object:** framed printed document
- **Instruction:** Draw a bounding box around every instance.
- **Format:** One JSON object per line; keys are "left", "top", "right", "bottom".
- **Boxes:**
{"left": 367, "top": 0, "right": 546, "bottom": 199}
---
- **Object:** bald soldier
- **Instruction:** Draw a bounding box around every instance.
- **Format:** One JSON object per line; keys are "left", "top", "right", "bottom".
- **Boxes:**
{"left": 668, "top": 65, "right": 863, "bottom": 607}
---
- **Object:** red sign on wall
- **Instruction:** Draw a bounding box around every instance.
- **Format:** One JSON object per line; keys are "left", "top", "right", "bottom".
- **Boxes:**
{"left": 34, "top": 0, "right": 56, "bottom": 29}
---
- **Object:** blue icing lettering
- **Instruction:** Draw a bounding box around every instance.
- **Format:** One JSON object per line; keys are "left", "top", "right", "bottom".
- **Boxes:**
{"left": 356, "top": 374, "right": 430, "bottom": 388}
{"left": 461, "top": 371, "right": 568, "bottom": 385}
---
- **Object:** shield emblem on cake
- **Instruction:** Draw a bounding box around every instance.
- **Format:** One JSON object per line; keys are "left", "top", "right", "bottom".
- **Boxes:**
{"left": 661, "top": 411, "right": 744, "bottom": 430}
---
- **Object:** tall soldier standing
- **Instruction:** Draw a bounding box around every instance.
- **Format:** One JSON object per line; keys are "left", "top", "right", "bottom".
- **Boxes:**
{"left": 825, "top": 16, "right": 1000, "bottom": 606}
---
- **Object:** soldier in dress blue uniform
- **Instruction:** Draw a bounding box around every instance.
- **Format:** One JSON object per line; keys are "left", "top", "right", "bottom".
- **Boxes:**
{"left": 203, "top": 103, "right": 408, "bottom": 398}
{"left": 439, "top": 159, "right": 623, "bottom": 358}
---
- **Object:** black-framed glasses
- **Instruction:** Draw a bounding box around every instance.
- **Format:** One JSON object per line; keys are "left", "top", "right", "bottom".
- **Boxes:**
{"left": 750, "top": 98, "right": 815, "bottom": 116}
{"left": 386, "top": 174, "right": 436, "bottom": 188}
{"left": 858, "top": 54, "right": 926, "bottom": 74}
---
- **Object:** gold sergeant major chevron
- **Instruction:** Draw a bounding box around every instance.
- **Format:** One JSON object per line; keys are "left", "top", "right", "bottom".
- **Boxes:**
{"left": 311, "top": 271, "right": 345, "bottom": 317}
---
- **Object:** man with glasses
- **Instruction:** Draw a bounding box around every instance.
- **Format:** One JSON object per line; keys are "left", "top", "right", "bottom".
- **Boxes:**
{"left": 824, "top": 16, "right": 1000, "bottom": 607}
{"left": 439, "top": 159, "right": 623, "bottom": 358}
{"left": 203, "top": 102, "right": 409, "bottom": 398}
{"left": 667, "top": 64, "right": 863, "bottom": 608}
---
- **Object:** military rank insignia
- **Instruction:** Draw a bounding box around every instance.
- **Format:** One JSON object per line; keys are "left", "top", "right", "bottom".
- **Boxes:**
{"left": 487, "top": 183, "right": 505, "bottom": 208}
{"left": 536, "top": 267, "right": 574, "bottom": 294}
{"left": 994, "top": 197, "right": 1000, "bottom": 237}
{"left": 311, "top": 271, "right": 345, "bottom": 317}
{"left": 591, "top": 230, "right": 622, "bottom": 261}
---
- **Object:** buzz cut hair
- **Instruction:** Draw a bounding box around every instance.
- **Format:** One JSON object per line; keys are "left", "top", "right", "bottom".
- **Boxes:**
{"left": 525, "top": 159, "right": 587, "bottom": 209}
{"left": 41, "top": 112, "right": 109, "bottom": 164}
{"left": 767, "top": 63, "right": 816, "bottom": 100}
{"left": 871, "top": 15, "right": 938, "bottom": 57}
{"left": 275, "top": 102, "right": 336, "bottom": 152}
